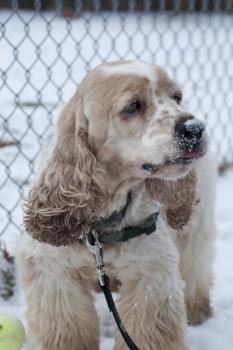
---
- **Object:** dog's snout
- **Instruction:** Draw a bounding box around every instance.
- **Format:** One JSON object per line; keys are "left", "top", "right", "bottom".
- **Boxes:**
{"left": 175, "top": 116, "right": 205, "bottom": 141}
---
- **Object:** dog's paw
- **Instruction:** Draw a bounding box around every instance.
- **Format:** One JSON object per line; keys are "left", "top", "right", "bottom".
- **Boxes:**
{"left": 187, "top": 297, "right": 213, "bottom": 326}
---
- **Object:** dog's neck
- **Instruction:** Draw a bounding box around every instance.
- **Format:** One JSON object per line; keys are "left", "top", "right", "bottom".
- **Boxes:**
{"left": 92, "top": 161, "right": 140, "bottom": 217}
{"left": 98, "top": 175, "right": 142, "bottom": 220}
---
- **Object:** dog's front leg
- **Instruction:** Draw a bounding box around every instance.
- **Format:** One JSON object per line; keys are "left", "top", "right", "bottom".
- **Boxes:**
{"left": 18, "top": 238, "right": 100, "bottom": 350}
{"left": 114, "top": 228, "right": 188, "bottom": 350}
{"left": 177, "top": 214, "right": 215, "bottom": 326}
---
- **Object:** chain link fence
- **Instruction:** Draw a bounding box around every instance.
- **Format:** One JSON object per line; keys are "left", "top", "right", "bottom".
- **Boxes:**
{"left": 0, "top": 0, "right": 233, "bottom": 246}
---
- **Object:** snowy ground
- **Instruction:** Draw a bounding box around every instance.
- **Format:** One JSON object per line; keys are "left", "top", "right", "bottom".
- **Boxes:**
{"left": 0, "top": 9, "right": 233, "bottom": 350}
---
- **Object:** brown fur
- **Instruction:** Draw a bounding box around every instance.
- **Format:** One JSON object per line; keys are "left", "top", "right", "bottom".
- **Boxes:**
{"left": 146, "top": 172, "right": 197, "bottom": 229}
{"left": 24, "top": 92, "right": 107, "bottom": 246}
{"left": 155, "top": 68, "right": 181, "bottom": 97}
{"left": 187, "top": 292, "right": 213, "bottom": 326}
{"left": 114, "top": 279, "right": 187, "bottom": 350}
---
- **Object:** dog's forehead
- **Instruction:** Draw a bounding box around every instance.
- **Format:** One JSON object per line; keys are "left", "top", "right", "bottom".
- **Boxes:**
{"left": 97, "top": 60, "right": 176, "bottom": 92}
{"left": 101, "top": 60, "right": 155, "bottom": 80}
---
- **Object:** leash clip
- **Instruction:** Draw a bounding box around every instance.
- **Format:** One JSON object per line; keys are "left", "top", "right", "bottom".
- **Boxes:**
{"left": 86, "top": 230, "right": 105, "bottom": 286}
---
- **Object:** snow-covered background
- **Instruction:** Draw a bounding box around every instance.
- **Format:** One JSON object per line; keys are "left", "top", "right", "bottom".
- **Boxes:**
{"left": 0, "top": 9, "right": 233, "bottom": 350}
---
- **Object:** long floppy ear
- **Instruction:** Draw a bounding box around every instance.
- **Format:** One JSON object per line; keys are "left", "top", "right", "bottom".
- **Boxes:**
{"left": 24, "top": 91, "right": 105, "bottom": 246}
{"left": 146, "top": 171, "right": 197, "bottom": 229}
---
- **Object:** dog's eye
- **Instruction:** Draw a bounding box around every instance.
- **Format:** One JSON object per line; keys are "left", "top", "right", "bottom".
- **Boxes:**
{"left": 124, "top": 100, "right": 141, "bottom": 115}
{"left": 172, "top": 93, "right": 182, "bottom": 105}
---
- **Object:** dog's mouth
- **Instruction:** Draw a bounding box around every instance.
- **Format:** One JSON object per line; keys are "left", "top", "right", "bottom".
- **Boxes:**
{"left": 142, "top": 139, "right": 207, "bottom": 175}
{"left": 168, "top": 138, "right": 207, "bottom": 164}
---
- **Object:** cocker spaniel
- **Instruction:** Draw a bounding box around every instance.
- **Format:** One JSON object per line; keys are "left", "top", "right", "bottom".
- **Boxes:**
{"left": 18, "top": 60, "right": 216, "bottom": 350}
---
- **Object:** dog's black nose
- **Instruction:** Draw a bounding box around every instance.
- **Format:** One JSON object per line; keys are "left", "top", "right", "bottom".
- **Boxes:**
{"left": 175, "top": 117, "right": 205, "bottom": 141}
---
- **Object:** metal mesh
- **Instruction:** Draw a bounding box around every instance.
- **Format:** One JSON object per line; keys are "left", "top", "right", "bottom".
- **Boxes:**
{"left": 0, "top": 1, "right": 233, "bottom": 243}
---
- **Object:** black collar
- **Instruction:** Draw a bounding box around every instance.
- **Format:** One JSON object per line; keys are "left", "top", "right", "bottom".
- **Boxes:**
{"left": 90, "top": 192, "right": 159, "bottom": 243}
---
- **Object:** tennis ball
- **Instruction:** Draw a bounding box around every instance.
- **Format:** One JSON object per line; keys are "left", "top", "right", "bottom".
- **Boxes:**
{"left": 0, "top": 314, "right": 26, "bottom": 350}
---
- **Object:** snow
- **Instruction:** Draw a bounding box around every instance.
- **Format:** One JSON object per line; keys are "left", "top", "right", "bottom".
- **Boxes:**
{"left": 0, "top": 9, "right": 233, "bottom": 350}
{"left": 184, "top": 118, "right": 206, "bottom": 130}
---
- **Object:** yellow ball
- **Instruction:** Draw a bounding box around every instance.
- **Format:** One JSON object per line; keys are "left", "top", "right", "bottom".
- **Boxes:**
{"left": 0, "top": 315, "right": 26, "bottom": 350}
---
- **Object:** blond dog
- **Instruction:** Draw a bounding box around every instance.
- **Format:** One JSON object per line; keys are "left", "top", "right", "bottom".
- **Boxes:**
{"left": 19, "top": 61, "right": 216, "bottom": 350}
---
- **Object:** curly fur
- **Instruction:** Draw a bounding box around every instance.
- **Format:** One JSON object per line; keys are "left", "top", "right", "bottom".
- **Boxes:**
{"left": 146, "top": 172, "right": 197, "bottom": 229}
{"left": 24, "top": 94, "right": 107, "bottom": 246}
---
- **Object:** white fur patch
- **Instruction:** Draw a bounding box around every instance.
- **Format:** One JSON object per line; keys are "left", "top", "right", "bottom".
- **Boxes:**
{"left": 102, "top": 60, "right": 156, "bottom": 83}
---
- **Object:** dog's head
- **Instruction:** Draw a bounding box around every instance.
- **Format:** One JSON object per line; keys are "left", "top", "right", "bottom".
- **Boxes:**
{"left": 25, "top": 60, "right": 207, "bottom": 245}
{"left": 82, "top": 60, "right": 207, "bottom": 181}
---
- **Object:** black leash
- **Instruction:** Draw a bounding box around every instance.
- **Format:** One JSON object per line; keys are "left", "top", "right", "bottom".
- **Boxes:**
{"left": 86, "top": 231, "right": 140, "bottom": 350}
{"left": 101, "top": 274, "right": 140, "bottom": 350}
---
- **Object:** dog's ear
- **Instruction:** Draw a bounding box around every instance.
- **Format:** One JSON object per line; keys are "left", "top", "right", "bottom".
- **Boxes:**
{"left": 146, "top": 172, "right": 197, "bottom": 229}
{"left": 24, "top": 91, "right": 105, "bottom": 246}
